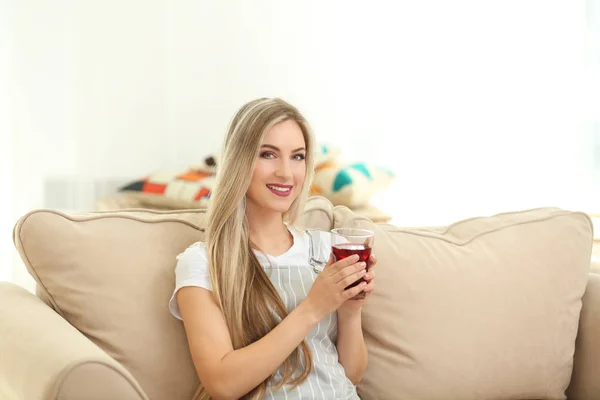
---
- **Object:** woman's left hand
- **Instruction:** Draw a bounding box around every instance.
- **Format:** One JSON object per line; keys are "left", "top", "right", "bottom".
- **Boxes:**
{"left": 337, "top": 254, "right": 377, "bottom": 317}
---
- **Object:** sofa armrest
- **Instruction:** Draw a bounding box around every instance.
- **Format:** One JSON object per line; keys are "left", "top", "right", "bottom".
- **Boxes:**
{"left": 0, "top": 282, "right": 148, "bottom": 400}
{"left": 567, "top": 273, "right": 600, "bottom": 400}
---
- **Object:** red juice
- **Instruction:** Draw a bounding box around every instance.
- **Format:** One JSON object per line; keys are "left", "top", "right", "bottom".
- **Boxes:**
{"left": 332, "top": 243, "right": 372, "bottom": 289}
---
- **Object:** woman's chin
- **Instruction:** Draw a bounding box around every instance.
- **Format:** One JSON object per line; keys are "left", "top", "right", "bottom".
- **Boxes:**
{"left": 264, "top": 198, "right": 295, "bottom": 213}
{"left": 269, "top": 204, "right": 292, "bottom": 213}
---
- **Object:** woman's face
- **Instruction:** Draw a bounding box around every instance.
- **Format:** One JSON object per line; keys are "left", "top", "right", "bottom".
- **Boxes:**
{"left": 246, "top": 119, "right": 307, "bottom": 215}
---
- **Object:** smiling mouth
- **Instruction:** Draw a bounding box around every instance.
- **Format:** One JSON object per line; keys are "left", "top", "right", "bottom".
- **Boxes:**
{"left": 266, "top": 184, "right": 292, "bottom": 193}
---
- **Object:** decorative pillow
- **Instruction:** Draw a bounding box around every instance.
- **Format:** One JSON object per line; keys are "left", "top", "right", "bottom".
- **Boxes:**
{"left": 188, "top": 154, "right": 220, "bottom": 175}
{"left": 314, "top": 143, "right": 340, "bottom": 166}
{"left": 119, "top": 170, "right": 214, "bottom": 209}
{"left": 310, "top": 162, "right": 395, "bottom": 208}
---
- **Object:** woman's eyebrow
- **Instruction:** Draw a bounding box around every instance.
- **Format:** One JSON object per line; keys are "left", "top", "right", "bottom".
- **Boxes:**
{"left": 261, "top": 144, "right": 306, "bottom": 152}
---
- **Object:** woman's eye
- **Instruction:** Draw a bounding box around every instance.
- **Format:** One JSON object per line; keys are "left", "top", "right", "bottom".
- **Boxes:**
{"left": 260, "top": 151, "right": 276, "bottom": 159}
{"left": 293, "top": 154, "right": 306, "bottom": 161}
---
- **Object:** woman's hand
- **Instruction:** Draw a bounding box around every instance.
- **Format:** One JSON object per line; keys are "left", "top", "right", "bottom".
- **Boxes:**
{"left": 302, "top": 254, "right": 369, "bottom": 322}
{"left": 337, "top": 254, "right": 377, "bottom": 317}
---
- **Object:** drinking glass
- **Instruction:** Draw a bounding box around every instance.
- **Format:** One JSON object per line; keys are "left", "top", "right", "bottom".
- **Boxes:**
{"left": 330, "top": 228, "right": 375, "bottom": 299}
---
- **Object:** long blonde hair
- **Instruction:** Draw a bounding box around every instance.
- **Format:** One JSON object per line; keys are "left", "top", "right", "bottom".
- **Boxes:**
{"left": 204, "top": 98, "right": 316, "bottom": 399}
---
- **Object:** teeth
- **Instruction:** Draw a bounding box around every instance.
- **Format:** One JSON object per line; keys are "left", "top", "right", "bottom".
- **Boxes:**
{"left": 267, "top": 185, "right": 291, "bottom": 192}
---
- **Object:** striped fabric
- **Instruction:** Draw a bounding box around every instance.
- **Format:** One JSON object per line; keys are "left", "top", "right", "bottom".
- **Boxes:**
{"left": 259, "top": 229, "right": 360, "bottom": 400}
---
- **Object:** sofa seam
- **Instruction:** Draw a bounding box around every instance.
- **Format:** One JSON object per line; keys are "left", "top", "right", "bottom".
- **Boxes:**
{"left": 14, "top": 211, "right": 62, "bottom": 315}
{"left": 89, "top": 207, "right": 208, "bottom": 215}
{"left": 50, "top": 359, "right": 148, "bottom": 400}
{"left": 22, "top": 208, "right": 206, "bottom": 230}
{"left": 382, "top": 211, "right": 594, "bottom": 247}
{"left": 438, "top": 206, "right": 563, "bottom": 234}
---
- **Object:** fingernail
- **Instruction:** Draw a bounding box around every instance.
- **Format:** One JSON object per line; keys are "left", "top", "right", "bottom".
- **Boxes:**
{"left": 364, "top": 273, "right": 370, "bottom": 279}
{"left": 353, "top": 254, "right": 360, "bottom": 261}
{"left": 360, "top": 262, "right": 367, "bottom": 268}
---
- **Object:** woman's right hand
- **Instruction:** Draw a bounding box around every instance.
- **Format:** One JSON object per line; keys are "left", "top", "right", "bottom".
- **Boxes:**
{"left": 303, "top": 254, "right": 368, "bottom": 322}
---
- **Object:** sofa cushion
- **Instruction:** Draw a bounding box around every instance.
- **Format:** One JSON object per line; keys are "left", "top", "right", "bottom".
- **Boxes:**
{"left": 12, "top": 196, "right": 334, "bottom": 400}
{"left": 310, "top": 162, "right": 395, "bottom": 208}
{"left": 332, "top": 206, "right": 593, "bottom": 400}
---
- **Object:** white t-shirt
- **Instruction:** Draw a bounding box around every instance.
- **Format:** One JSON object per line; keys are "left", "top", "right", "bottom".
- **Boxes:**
{"left": 168, "top": 225, "right": 330, "bottom": 320}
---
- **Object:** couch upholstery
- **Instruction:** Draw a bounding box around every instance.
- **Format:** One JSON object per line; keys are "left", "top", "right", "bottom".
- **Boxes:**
{"left": 0, "top": 196, "right": 598, "bottom": 400}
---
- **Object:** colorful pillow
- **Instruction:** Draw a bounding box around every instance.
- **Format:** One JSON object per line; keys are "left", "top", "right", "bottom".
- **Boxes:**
{"left": 187, "top": 154, "right": 220, "bottom": 175}
{"left": 310, "top": 162, "right": 395, "bottom": 208}
{"left": 119, "top": 170, "right": 215, "bottom": 209}
{"left": 314, "top": 143, "right": 340, "bottom": 166}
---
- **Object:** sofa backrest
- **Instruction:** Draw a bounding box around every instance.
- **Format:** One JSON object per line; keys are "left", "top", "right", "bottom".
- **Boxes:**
{"left": 13, "top": 197, "right": 593, "bottom": 400}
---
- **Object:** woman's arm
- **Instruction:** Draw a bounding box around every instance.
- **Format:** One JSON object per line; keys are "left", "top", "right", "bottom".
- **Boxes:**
{"left": 335, "top": 257, "right": 377, "bottom": 384}
{"left": 177, "top": 287, "right": 318, "bottom": 400}
{"left": 336, "top": 309, "right": 368, "bottom": 384}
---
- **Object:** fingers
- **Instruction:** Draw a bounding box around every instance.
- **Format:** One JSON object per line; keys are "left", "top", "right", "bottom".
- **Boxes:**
{"left": 337, "top": 268, "right": 367, "bottom": 288}
{"left": 343, "top": 281, "right": 367, "bottom": 300}
{"left": 331, "top": 254, "right": 360, "bottom": 270}
{"left": 363, "top": 280, "right": 375, "bottom": 294}
{"left": 333, "top": 261, "right": 367, "bottom": 284}
{"left": 347, "top": 281, "right": 374, "bottom": 302}
{"left": 363, "top": 268, "right": 375, "bottom": 281}
{"left": 367, "top": 254, "right": 377, "bottom": 270}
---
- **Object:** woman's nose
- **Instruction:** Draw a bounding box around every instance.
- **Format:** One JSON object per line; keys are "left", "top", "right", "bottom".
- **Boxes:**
{"left": 275, "top": 159, "right": 292, "bottom": 178}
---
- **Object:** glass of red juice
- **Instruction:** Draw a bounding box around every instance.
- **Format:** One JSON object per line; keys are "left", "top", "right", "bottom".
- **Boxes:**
{"left": 330, "top": 228, "right": 374, "bottom": 300}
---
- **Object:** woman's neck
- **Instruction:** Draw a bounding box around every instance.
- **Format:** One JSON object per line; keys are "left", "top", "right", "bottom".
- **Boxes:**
{"left": 246, "top": 206, "right": 292, "bottom": 256}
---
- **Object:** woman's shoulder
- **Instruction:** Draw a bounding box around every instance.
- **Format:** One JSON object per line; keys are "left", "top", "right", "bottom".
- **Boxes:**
{"left": 176, "top": 241, "right": 208, "bottom": 263}
{"left": 170, "top": 242, "right": 212, "bottom": 318}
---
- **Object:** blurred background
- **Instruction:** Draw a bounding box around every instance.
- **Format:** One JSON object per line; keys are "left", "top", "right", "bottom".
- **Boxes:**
{"left": 1, "top": 0, "right": 599, "bottom": 289}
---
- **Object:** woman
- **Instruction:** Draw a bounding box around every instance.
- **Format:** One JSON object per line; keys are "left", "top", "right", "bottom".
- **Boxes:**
{"left": 169, "top": 98, "right": 376, "bottom": 399}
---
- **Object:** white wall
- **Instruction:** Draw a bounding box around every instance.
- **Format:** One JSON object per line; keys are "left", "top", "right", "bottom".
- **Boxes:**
{"left": 4, "top": 0, "right": 594, "bottom": 285}
{"left": 337, "top": 1, "right": 590, "bottom": 225}
{"left": 1, "top": 0, "right": 13, "bottom": 282}
{"left": 588, "top": 0, "right": 600, "bottom": 204}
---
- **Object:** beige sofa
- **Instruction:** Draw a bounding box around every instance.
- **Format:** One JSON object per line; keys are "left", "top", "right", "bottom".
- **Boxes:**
{"left": 1, "top": 196, "right": 599, "bottom": 400}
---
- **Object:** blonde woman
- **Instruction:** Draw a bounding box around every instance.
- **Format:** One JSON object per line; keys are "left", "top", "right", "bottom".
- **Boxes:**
{"left": 169, "top": 98, "right": 377, "bottom": 399}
